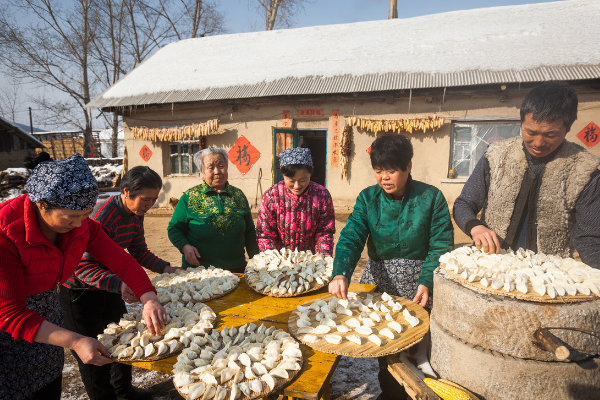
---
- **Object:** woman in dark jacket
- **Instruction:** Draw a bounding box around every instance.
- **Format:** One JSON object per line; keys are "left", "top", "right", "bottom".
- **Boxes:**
{"left": 0, "top": 154, "right": 166, "bottom": 400}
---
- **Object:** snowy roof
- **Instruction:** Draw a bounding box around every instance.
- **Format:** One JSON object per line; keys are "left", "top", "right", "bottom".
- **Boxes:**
{"left": 0, "top": 116, "right": 45, "bottom": 147}
{"left": 89, "top": 0, "right": 600, "bottom": 110}
{"left": 97, "top": 127, "right": 124, "bottom": 141}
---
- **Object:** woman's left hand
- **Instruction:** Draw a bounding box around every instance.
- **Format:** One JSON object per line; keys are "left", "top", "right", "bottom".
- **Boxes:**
{"left": 163, "top": 265, "right": 183, "bottom": 274}
{"left": 140, "top": 292, "right": 167, "bottom": 335}
{"left": 413, "top": 285, "right": 429, "bottom": 307}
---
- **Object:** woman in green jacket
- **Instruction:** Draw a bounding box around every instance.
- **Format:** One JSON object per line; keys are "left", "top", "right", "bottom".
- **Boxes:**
{"left": 329, "top": 134, "right": 453, "bottom": 400}
{"left": 168, "top": 147, "right": 260, "bottom": 272}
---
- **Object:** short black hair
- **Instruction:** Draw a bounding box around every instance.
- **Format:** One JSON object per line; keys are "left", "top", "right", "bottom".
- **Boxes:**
{"left": 280, "top": 164, "right": 313, "bottom": 178}
{"left": 24, "top": 151, "right": 53, "bottom": 169}
{"left": 520, "top": 82, "right": 578, "bottom": 131}
{"left": 370, "top": 135, "right": 413, "bottom": 171}
{"left": 120, "top": 166, "right": 162, "bottom": 198}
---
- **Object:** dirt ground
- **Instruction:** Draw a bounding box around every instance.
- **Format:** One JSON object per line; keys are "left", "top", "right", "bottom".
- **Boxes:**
{"left": 61, "top": 212, "right": 471, "bottom": 399}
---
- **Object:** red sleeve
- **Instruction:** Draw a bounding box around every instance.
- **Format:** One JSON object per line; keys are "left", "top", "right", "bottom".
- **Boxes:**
{"left": 0, "top": 234, "right": 45, "bottom": 342}
{"left": 85, "top": 220, "right": 156, "bottom": 299}
{"left": 256, "top": 189, "right": 282, "bottom": 251}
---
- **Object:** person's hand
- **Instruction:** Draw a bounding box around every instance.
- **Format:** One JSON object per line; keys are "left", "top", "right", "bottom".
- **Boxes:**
{"left": 470, "top": 225, "right": 501, "bottom": 254}
{"left": 71, "top": 336, "right": 113, "bottom": 366}
{"left": 120, "top": 282, "right": 137, "bottom": 304}
{"left": 163, "top": 265, "right": 184, "bottom": 274}
{"left": 413, "top": 285, "right": 429, "bottom": 307}
{"left": 328, "top": 275, "right": 349, "bottom": 300}
{"left": 181, "top": 244, "right": 201, "bottom": 266}
{"left": 140, "top": 292, "right": 167, "bottom": 335}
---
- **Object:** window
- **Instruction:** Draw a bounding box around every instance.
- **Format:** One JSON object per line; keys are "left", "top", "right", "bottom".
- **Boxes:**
{"left": 451, "top": 122, "right": 520, "bottom": 177}
{"left": 169, "top": 141, "right": 200, "bottom": 174}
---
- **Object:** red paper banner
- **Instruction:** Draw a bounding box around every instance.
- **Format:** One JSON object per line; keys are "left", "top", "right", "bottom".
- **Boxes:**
{"left": 283, "top": 110, "right": 290, "bottom": 127}
{"left": 577, "top": 122, "right": 600, "bottom": 148}
{"left": 297, "top": 109, "right": 324, "bottom": 117}
{"left": 229, "top": 136, "right": 260, "bottom": 175}
{"left": 139, "top": 145, "right": 152, "bottom": 162}
{"left": 331, "top": 110, "right": 340, "bottom": 167}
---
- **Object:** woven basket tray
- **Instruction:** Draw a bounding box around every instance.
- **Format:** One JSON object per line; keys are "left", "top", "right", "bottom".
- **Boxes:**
{"left": 288, "top": 293, "right": 429, "bottom": 358}
{"left": 439, "top": 264, "right": 597, "bottom": 303}
{"left": 244, "top": 271, "right": 326, "bottom": 298}
{"left": 174, "top": 327, "right": 303, "bottom": 400}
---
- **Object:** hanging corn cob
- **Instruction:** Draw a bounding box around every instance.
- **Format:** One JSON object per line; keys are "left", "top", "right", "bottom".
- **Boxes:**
{"left": 339, "top": 124, "right": 353, "bottom": 179}
{"left": 131, "top": 119, "right": 221, "bottom": 142}
{"left": 347, "top": 115, "right": 445, "bottom": 134}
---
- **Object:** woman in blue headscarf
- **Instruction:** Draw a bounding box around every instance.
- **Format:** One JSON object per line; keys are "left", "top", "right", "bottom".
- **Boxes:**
{"left": 0, "top": 153, "right": 166, "bottom": 400}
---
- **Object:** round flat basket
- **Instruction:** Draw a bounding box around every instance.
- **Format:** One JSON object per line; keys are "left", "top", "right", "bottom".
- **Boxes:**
{"left": 244, "top": 271, "right": 326, "bottom": 298}
{"left": 173, "top": 324, "right": 304, "bottom": 400}
{"left": 244, "top": 248, "right": 333, "bottom": 298}
{"left": 106, "top": 303, "right": 218, "bottom": 363}
{"left": 153, "top": 267, "right": 241, "bottom": 304}
{"left": 288, "top": 292, "right": 429, "bottom": 358}
{"left": 440, "top": 264, "right": 597, "bottom": 303}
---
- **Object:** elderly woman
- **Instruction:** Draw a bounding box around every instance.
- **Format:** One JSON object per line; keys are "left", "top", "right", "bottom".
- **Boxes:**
{"left": 0, "top": 153, "right": 165, "bottom": 400}
{"left": 168, "top": 147, "right": 259, "bottom": 271}
{"left": 328, "top": 135, "right": 453, "bottom": 400}
{"left": 61, "top": 166, "right": 181, "bottom": 400}
{"left": 256, "top": 147, "right": 335, "bottom": 255}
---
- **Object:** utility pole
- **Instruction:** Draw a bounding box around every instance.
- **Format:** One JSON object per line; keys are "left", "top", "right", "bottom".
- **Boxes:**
{"left": 29, "top": 107, "right": 33, "bottom": 134}
{"left": 389, "top": 0, "right": 398, "bottom": 19}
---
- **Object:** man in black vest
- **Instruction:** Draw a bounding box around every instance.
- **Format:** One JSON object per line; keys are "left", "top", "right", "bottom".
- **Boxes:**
{"left": 453, "top": 82, "right": 600, "bottom": 266}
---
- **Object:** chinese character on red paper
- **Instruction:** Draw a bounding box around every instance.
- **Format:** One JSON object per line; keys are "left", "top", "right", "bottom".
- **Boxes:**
{"left": 366, "top": 146, "right": 372, "bottom": 155}
{"left": 139, "top": 145, "right": 152, "bottom": 162}
{"left": 228, "top": 136, "right": 260, "bottom": 175}
{"left": 577, "top": 122, "right": 600, "bottom": 148}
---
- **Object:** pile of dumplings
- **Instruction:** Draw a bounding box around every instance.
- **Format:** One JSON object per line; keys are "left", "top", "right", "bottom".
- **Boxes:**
{"left": 172, "top": 323, "right": 303, "bottom": 400}
{"left": 153, "top": 266, "right": 240, "bottom": 304}
{"left": 98, "top": 302, "right": 217, "bottom": 361}
{"left": 292, "top": 292, "right": 419, "bottom": 348}
{"left": 245, "top": 248, "right": 334, "bottom": 297}
{"left": 440, "top": 246, "right": 600, "bottom": 299}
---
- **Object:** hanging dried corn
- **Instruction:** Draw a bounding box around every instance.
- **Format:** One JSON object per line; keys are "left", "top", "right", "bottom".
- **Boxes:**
{"left": 340, "top": 124, "right": 353, "bottom": 179}
{"left": 346, "top": 115, "right": 445, "bottom": 134}
{"left": 131, "top": 119, "right": 221, "bottom": 142}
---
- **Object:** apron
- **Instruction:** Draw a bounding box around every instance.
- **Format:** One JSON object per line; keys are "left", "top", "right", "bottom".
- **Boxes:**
{"left": 0, "top": 289, "right": 64, "bottom": 400}
{"left": 360, "top": 258, "right": 432, "bottom": 309}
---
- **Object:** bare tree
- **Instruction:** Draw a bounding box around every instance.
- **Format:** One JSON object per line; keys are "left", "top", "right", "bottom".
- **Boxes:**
{"left": 155, "top": 0, "right": 225, "bottom": 40}
{"left": 0, "top": 0, "right": 96, "bottom": 156}
{"left": 0, "top": 75, "right": 26, "bottom": 123}
{"left": 253, "top": 0, "right": 312, "bottom": 31}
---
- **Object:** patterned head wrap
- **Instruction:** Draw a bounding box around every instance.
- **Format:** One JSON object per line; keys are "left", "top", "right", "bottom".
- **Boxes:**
{"left": 278, "top": 147, "right": 313, "bottom": 167}
{"left": 26, "top": 153, "right": 98, "bottom": 210}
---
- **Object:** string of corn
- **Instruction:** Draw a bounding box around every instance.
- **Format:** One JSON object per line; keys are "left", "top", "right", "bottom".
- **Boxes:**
{"left": 346, "top": 115, "right": 445, "bottom": 134}
{"left": 131, "top": 119, "right": 221, "bottom": 142}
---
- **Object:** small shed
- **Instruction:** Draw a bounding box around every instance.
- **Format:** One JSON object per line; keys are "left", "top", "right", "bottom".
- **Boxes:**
{"left": 33, "top": 130, "right": 101, "bottom": 160}
{"left": 0, "top": 116, "right": 45, "bottom": 170}
{"left": 88, "top": 0, "right": 600, "bottom": 209}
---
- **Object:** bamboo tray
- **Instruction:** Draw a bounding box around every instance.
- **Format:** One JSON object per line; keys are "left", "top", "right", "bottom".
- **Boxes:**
{"left": 244, "top": 271, "right": 326, "bottom": 298}
{"left": 288, "top": 293, "right": 429, "bottom": 358}
{"left": 439, "top": 265, "right": 597, "bottom": 303}
{"left": 173, "top": 326, "right": 304, "bottom": 400}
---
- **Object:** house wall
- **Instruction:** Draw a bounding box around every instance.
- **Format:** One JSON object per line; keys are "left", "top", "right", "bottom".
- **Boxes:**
{"left": 123, "top": 91, "right": 600, "bottom": 210}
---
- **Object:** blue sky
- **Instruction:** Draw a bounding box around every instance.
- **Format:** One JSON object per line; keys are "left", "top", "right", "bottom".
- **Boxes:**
{"left": 2, "top": 0, "right": 564, "bottom": 128}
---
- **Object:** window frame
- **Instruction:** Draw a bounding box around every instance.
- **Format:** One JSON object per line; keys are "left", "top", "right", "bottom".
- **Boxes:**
{"left": 449, "top": 119, "right": 521, "bottom": 178}
{"left": 168, "top": 140, "right": 201, "bottom": 176}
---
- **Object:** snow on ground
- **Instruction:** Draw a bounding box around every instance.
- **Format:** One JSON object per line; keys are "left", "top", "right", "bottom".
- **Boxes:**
{"left": 4, "top": 168, "right": 29, "bottom": 176}
{"left": 90, "top": 164, "right": 123, "bottom": 184}
{"left": 99, "top": 0, "right": 599, "bottom": 99}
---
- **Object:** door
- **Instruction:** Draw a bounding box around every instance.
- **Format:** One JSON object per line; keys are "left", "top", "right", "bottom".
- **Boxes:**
{"left": 297, "top": 130, "right": 327, "bottom": 187}
{"left": 272, "top": 128, "right": 297, "bottom": 184}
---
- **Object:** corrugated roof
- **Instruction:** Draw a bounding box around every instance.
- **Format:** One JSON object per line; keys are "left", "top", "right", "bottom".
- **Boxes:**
{"left": 88, "top": 0, "right": 600, "bottom": 110}
{"left": 0, "top": 116, "right": 45, "bottom": 148}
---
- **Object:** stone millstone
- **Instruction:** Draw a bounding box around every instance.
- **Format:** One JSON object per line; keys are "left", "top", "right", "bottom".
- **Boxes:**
{"left": 430, "top": 316, "right": 600, "bottom": 400}
{"left": 431, "top": 271, "right": 600, "bottom": 362}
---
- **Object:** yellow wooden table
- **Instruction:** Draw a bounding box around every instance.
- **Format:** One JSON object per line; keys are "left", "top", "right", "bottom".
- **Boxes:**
{"left": 125, "top": 275, "right": 376, "bottom": 400}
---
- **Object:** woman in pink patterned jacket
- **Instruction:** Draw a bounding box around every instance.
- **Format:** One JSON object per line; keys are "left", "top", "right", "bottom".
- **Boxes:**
{"left": 257, "top": 148, "right": 335, "bottom": 255}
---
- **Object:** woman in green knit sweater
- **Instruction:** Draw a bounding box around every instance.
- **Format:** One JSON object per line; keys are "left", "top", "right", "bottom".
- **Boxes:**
{"left": 167, "top": 147, "right": 260, "bottom": 272}
{"left": 329, "top": 135, "right": 453, "bottom": 400}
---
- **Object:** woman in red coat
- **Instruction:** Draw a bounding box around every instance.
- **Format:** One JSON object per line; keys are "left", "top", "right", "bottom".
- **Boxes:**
{"left": 0, "top": 153, "right": 166, "bottom": 400}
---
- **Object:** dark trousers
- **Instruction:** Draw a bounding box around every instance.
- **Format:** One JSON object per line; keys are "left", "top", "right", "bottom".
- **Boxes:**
{"left": 26, "top": 375, "right": 62, "bottom": 400}
{"left": 377, "top": 357, "right": 409, "bottom": 400}
{"left": 59, "top": 287, "right": 133, "bottom": 400}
